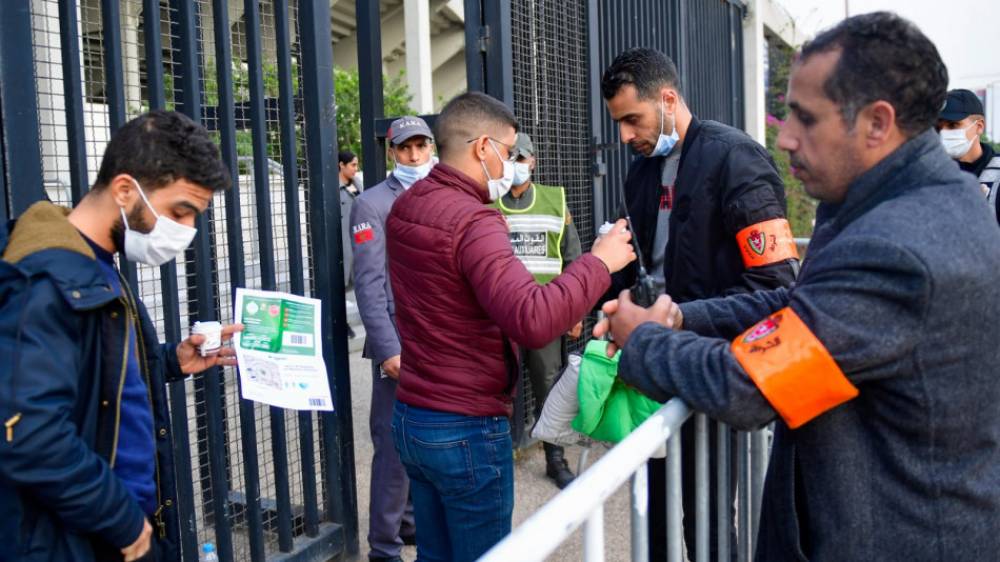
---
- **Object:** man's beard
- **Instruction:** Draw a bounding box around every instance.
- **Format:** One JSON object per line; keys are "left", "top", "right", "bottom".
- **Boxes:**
{"left": 111, "top": 202, "right": 152, "bottom": 254}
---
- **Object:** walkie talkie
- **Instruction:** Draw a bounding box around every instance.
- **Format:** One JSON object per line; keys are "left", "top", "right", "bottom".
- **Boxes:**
{"left": 601, "top": 180, "right": 657, "bottom": 308}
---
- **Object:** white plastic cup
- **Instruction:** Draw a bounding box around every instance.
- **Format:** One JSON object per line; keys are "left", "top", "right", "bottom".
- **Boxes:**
{"left": 191, "top": 321, "right": 223, "bottom": 357}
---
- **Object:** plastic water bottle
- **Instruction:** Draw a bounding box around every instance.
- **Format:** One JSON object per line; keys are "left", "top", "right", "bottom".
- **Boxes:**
{"left": 201, "top": 543, "right": 219, "bottom": 562}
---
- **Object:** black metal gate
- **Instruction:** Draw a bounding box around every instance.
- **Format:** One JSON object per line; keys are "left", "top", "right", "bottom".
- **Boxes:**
{"left": 593, "top": 0, "right": 747, "bottom": 225}
{"left": 0, "top": 1, "right": 358, "bottom": 560}
{"left": 503, "top": 0, "right": 747, "bottom": 445}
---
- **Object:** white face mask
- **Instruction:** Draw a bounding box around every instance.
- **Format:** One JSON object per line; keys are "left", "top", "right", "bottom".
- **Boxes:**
{"left": 121, "top": 178, "right": 198, "bottom": 266}
{"left": 512, "top": 162, "right": 532, "bottom": 186}
{"left": 650, "top": 100, "right": 680, "bottom": 157}
{"left": 940, "top": 125, "right": 976, "bottom": 159}
{"left": 480, "top": 139, "right": 515, "bottom": 201}
{"left": 393, "top": 159, "right": 434, "bottom": 188}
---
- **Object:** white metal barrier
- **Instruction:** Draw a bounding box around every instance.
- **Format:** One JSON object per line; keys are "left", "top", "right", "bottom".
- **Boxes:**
{"left": 480, "top": 399, "right": 771, "bottom": 562}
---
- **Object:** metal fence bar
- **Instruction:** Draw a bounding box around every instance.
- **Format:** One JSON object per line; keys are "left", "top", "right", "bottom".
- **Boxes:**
{"left": 480, "top": 399, "right": 691, "bottom": 562}
{"left": 172, "top": 1, "right": 237, "bottom": 559}
{"left": 583, "top": 505, "right": 605, "bottom": 562}
{"left": 273, "top": 0, "right": 321, "bottom": 540}
{"left": 695, "top": 413, "right": 709, "bottom": 562}
{"left": 300, "top": 0, "right": 359, "bottom": 555}
{"left": 58, "top": 0, "right": 89, "bottom": 204}
{"left": 241, "top": 0, "right": 295, "bottom": 552}
{"left": 141, "top": 0, "right": 164, "bottom": 110}
{"left": 630, "top": 466, "right": 648, "bottom": 562}
{"left": 137, "top": 1, "right": 199, "bottom": 559}
{"left": 717, "top": 421, "right": 732, "bottom": 561}
{"left": 737, "top": 431, "right": 752, "bottom": 562}
{"left": 751, "top": 429, "right": 769, "bottom": 546}
{"left": 209, "top": 0, "right": 266, "bottom": 559}
{"left": 666, "top": 429, "right": 683, "bottom": 562}
{"left": 463, "top": 0, "right": 484, "bottom": 92}
{"left": 101, "top": 0, "right": 137, "bottom": 286}
{"left": 356, "top": 0, "right": 385, "bottom": 187}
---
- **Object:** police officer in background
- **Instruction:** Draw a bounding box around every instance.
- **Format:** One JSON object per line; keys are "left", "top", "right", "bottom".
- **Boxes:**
{"left": 351, "top": 116, "right": 435, "bottom": 562}
{"left": 492, "top": 133, "right": 582, "bottom": 489}
{"left": 937, "top": 89, "right": 1000, "bottom": 223}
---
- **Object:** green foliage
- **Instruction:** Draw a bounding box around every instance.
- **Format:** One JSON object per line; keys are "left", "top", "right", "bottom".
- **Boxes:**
{"left": 766, "top": 41, "right": 794, "bottom": 121}
{"left": 334, "top": 67, "right": 415, "bottom": 167}
{"left": 766, "top": 122, "right": 817, "bottom": 237}
{"left": 981, "top": 133, "right": 1000, "bottom": 153}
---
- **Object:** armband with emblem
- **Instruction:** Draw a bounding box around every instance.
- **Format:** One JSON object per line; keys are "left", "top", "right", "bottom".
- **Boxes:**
{"left": 736, "top": 218, "right": 798, "bottom": 268}
{"left": 731, "top": 307, "right": 857, "bottom": 428}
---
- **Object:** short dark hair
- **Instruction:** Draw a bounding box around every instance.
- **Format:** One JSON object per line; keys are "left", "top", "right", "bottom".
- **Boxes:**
{"left": 434, "top": 92, "right": 518, "bottom": 159}
{"left": 94, "top": 110, "right": 230, "bottom": 192}
{"left": 800, "top": 11, "right": 948, "bottom": 137}
{"left": 601, "top": 48, "right": 681, "bottom": 100}
{"left": 338, "top": 150, "right": 356, "bottom": 166}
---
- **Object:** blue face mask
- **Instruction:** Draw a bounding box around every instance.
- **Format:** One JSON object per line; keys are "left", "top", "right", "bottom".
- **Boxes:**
{"left": 393, "top": 159, "right": 434, "bottom": 188}
{"left": 649, "top": 100, "right": 679, "bottom": 158}
{"left": 512, "top": 162, "right": 532, "bottom": 185}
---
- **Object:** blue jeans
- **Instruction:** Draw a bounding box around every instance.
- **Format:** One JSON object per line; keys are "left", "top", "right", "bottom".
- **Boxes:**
{"left": 391, "top": 401, "right": 514, "bottom": 562}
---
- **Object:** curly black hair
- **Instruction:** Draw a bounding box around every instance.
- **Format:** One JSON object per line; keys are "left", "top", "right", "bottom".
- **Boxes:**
{"left": 601, "top": 47, "right": 681, "bottom": 101}
{"left": 94, "top": 110, "right": 231, "bottom": 192}
{"left": 800, "top": 11, "right": 948, "bottom": 138}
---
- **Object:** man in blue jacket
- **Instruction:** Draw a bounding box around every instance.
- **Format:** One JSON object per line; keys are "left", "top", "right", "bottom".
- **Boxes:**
{"left": 0, "top": 110, "right": 240, "bottom": 561}
{"left": 598, "top": 12, "right": 1000, "bottom": 561}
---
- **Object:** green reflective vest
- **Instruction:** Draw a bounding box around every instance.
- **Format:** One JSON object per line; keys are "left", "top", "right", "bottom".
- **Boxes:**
{"left": 492, "top": 183, "right": 566, "bottom": 284}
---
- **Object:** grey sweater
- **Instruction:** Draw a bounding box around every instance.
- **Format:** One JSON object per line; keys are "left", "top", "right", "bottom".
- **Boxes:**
{"left": 618, "top": 130, "right": 1000, "bottom": 561}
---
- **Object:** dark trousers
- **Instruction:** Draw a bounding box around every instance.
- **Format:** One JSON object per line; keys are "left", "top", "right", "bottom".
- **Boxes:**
{"left": 368, "top": 362, "right": 415, "bottom": 558}
{"left": 648, "top": 420, "right": 737, "bottom": 561}
{"left": 525, "top": 337, "right": 563, "bottom": 419}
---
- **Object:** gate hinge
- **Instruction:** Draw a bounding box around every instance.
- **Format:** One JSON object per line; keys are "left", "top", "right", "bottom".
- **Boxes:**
{"left": 478, "top": 25, "right": 490, "bottom": 53}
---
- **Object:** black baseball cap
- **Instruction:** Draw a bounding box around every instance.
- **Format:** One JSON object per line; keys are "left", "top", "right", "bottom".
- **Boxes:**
{"left": 939, "top": 89, "right": 985, "bottom": 121}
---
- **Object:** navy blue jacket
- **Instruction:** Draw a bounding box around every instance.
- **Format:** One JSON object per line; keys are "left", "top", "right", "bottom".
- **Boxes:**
{"left": 618, "top": 130, "right": 1000, "bottom": 560}
{"left": 0, "top": 202, "right": 182, "bottom": 562}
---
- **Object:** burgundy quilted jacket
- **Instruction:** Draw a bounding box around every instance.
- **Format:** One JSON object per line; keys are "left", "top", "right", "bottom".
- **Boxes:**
{"left": 386, "top": 163, "right": 611, "bottom": 417}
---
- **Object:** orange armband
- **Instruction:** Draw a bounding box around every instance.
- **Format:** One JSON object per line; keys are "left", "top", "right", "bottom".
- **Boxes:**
{"left": 731, "top": 307, "right": 857, "bottom": 429}
{"left": 737, "top": 218, "right": 798, "bottom": 268}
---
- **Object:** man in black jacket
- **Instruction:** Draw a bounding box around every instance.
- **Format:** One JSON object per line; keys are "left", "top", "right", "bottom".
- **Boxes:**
{"left": 936, "top": 89, "right": 1000, "bottom": 223}
{"left": 601, "top": 47, "right": 798, "bottom": 560}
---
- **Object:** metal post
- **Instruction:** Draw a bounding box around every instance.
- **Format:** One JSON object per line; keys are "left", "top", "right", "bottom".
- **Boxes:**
{"left": 356, "top": 0, "right": 386, "bottom": 187}
{"left": 482, "top": 0, "right": 513, "bottom": 105}
{"left": 243, "top": 0, "right": 294, "bottom": 551}
{"left": 300, "top": 0, "right": 359, "bottom": 555}
{"left": 210, "top": 0, "right": 265, "bottom": 558}
{"left": 583, "top": 506, "right": 605, "bottom": 562}
{"left": 586, "top": 0, "right": 606, "bottom": 230}
{"left": 630, "top": 467, "right": 649, "bottom": 562}
{"left": 274, "top": 0, "right": 321, "bottom": 540}
{"left": 463, "top": 0, "right": 484, "bottom": 92}
{"left": 695, "top": 414, "right": 709, "bottom": 562}
{"left": 751, "top": 428, "right": 769, "bottom": 545}
{"left": 737, "top": 431, "right": 752, "bottom": 562}
{"left": 666, "top": 432, "right": 683, "bottom": 562}
{"left": 0, "top": 1, "right": 44, "bottom": 215}
{"left": 59, "top": 0, "right": 90, "bottom": 204}
{"left": 717, "top": 421, "right": 732, "bottom": 561}
{"left": 172, "top": 1, "right": 236, "bottom": 559}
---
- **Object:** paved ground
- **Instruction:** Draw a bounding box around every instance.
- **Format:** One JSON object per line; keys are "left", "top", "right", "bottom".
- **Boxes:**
{"left": 347, "top": 348, "right": 633, "bottom": 562}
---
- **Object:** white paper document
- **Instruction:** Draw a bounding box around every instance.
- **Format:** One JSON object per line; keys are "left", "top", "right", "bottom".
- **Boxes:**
{"left": 233, "top": 288, "right": 334, "bottom": 411}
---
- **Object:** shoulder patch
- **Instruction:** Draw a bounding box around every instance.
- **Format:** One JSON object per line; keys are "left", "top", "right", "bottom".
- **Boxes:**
{"left": 352, "top": 222, "right": 375, "bottom": 244}
{"left": 737, "top": 218, "right": 798, "bottom": 268}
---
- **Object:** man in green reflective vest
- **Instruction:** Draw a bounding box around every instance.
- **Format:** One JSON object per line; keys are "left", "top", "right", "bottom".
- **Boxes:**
{"left": 492, "top": 132, "right": 583, "bottom": 489}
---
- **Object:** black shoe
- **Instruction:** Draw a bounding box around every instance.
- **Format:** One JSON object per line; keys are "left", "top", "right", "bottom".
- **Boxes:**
{"left": 400, "top": 533, "right": 417, "bottom": 546}
{"left": 543, "top": 443, "right": 576, "bottom": 489}
{"left": 369, "top": 556, "right": 403, "bottom": 562}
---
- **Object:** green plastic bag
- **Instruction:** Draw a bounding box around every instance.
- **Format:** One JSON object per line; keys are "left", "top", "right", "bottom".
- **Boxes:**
{"left": 571, "top": 340, "right": 663, "bottom": 443}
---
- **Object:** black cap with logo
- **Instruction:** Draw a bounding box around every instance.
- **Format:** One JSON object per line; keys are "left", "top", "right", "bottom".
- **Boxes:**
{"left": 939, "top": 89, "right": 985, "bottom": 121}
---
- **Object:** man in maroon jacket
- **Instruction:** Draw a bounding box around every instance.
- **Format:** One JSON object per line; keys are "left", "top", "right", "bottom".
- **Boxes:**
{"left": 386, "top": 91, "right": 635, "bottom": 561}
